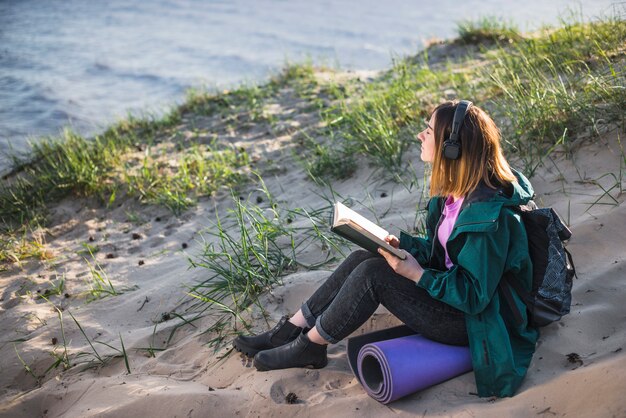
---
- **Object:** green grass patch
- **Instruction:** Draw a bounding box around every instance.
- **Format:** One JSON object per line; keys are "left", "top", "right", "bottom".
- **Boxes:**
{"left": 456, "top": 16, "right": 521, "bottom": 44}
{"left": 308, "top": 12, "right": 625, "bottom": 181}
{"left": 313, "top": 56, "right": 473, "bottom": 179}
{"left": 296, "top": 131, "right": 357, "bottom": 184}
{"left": 186, "top": 181, "right": 346, "bottom": 346}
{"left": 122, "top": 142, "right": 250, "bottom": 215}
{"left": 0, "top": 230, "right": 53, "bottom": 269}
{"left": 483, "top": 15, "right": 626, "bottom": 175}
{"left": 0, "top": 62, "right": 323, "bottom": 235}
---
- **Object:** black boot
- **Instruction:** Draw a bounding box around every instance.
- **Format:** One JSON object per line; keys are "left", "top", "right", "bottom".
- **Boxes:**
{"left": 253, "top": 332, "right": 328, "bottom": 371}
{"left": 233, "top": 316, "right": 302, "bottom": 358}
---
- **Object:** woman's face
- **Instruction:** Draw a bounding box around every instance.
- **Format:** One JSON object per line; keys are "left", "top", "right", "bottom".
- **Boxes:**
{"left": 417, "top": 111, "right": 436, "bottom": 163}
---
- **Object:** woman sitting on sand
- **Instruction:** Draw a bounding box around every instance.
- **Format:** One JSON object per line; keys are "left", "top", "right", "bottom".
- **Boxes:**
{"left": 234, "top": 100, "right": 538, "bottom": 398}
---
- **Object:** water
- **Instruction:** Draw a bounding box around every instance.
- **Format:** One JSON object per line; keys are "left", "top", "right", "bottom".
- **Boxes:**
{"left": 0, "top": 0, "right": 619, "bottom": 172}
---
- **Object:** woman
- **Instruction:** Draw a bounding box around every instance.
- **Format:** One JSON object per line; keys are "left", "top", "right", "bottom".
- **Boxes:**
{"left": 234, "top": 100, "right": 538, "bottom": 398}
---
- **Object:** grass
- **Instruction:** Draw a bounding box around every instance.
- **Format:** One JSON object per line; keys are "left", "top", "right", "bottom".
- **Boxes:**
{"left": 78, "top": 248, "right": 137, "bottom": 302}
{"left": 1, "top": 15, "right": 624, "bottom": 235}
{"left": 583, "top": 151, "right": 625, "bottom": 212}
{"left": 36, "top": 274, "right": 66, "bottom": 300}
{"left": 295, "top": 131, "right": 357, "bottom": 184}
{"left": 180, "top": 61, "right": 320, "bottom": 124}
{"left": 456, "top": 16, "right": 521, "bottom": 44}
{"left": 309, "top": 52, "right": 474, "bottom": 180}
{"left": 186, "top": 181, "right": 346, "bottom": 346}
{"left": 122, "top": 141, "right": 249, "bottom": 215}
{"left": 1, "top": 127, "right": 135, "bottom": 230}
{"left": 0, "top": 229, "right": 54, "bottom": 270}
{"left": 68, "top": 311, "right": 131, "bottom": 373}
{"left": 0, "top": 61, "right": 324, "bottom": 241}
{"left": 12, "top": 297, "right": 133, "bottom": 385}
{"left": 135, "top": 323, "right": 168, "bottom": 358}
{"left": 484, "top": 15, "right": 626, "bottom": 175}
{"left": 14, "top": 344, "right": 40, "bottom": 382}
{"left": 307, "top": 12, "right": 626, "bottom": 179}
{"left": 83, "top": 253, "right": 119, "bottom": 302}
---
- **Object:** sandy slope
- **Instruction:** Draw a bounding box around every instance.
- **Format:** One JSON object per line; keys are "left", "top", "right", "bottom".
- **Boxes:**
{"left": 1, "top": 71, "right": 625, "bottom": 418}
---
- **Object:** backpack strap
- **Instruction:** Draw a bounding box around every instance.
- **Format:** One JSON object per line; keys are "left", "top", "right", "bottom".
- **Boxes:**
{"left": 564, "top": 247, "right": 578, "bottom": 279}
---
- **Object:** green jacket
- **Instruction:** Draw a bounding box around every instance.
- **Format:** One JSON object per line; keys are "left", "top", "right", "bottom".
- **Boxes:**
{"left": 399, "top": 170, "right": 539, "bottom": 397}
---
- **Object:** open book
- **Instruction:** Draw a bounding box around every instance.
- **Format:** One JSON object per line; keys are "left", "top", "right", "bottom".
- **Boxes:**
{"left": 331, "top": 202, "right": 406, "bottom": 260}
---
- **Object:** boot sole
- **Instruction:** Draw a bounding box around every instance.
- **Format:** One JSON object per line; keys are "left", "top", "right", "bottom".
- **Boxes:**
{"left": 253, "top": 357, "right": 328, "bottom": 372}
{"left": 232, "top": 341, "right": 261, "bottom": 358}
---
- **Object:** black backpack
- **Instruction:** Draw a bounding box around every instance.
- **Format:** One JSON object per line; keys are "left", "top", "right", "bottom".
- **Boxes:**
{"left": 499, "top": 201, "right": 576, "bottom": 328}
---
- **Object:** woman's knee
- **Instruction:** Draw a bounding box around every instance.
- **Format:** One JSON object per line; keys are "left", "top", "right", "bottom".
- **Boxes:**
{"left": 335, "top": 250, "right": 380, "bottom": 279}
{"left": 349, "top": 257, "right": 394, "bottom": 286}
{"left": 346, "top": 249, "right": 378, "bottom": 264}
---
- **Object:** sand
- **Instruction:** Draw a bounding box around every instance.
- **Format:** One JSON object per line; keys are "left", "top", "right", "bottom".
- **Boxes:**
{"left": 1, "top": 67, "right": 625, "bottom": 418}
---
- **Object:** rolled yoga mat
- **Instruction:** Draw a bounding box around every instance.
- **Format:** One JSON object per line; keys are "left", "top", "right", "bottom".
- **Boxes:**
{"left": 347, "top": 325, "right": 472, "bottom": 404}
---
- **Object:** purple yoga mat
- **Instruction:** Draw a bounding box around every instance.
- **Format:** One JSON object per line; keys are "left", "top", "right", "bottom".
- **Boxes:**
{"left": 347, "top": 326, "right": 472, "bottom": 404}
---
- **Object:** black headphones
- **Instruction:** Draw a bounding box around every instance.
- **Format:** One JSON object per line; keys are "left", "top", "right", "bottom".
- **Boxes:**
{"left": 442, "top": 100, "right": 473, "bottom": 160}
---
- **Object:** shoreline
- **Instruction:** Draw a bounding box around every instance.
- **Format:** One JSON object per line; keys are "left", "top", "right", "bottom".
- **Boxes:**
{"left": 5, "top": 0, "right": 618, "bottom": 165}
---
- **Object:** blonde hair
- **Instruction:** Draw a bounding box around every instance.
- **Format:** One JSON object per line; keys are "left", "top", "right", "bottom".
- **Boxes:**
{"left": 429, "top": 101, "right": 516, "bottom": 198}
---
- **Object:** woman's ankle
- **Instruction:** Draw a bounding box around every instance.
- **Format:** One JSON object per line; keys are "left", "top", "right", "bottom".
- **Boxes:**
{"left": 288, "top": 310, "right": 309, "bottom": 329}
{"left": 307, "top": 326, "right": 329, "bottom": 345}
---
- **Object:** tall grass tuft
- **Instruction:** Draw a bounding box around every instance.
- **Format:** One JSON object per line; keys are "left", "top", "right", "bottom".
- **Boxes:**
{"left": 296, "top": 131, "right": 357, "bottom": 184}
{"left": 187, "top": 182, "right": 345, "bottom": 346}
{"left": 317, "top": 56, "right": 472, "bottom": 178}
{"left": 484, "top": 14, "right": 626, "bottom": 175}
{"left": 0, "top": 128, "right": 128, "bottom": 230}
{"left": 306, "top": 13, "right": 625, "bottom": 181}
{"left": 0, "top": 229, "right": 54, "bottom": 269}
{"left": 123, "top": 142, "right": 249, "bottom": 215}
{"left": 456, "top": 16, "right": 521, "bottom": 44}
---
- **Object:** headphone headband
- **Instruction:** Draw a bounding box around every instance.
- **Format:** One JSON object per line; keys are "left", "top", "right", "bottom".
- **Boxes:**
{"left": 443, "top": 100, "right": 473, "bottom": 160}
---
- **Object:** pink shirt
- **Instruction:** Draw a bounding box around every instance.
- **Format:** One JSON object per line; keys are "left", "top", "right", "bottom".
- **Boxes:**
{"left": 437, "top": 195, "right": 465, "bottom": 269}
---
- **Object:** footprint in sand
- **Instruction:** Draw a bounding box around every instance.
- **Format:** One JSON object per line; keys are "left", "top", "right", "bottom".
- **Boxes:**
{"left": 269, "top": 370, "right": 348, "bottom": 404}
{"left": 324, "top": 379, "right": 343, "bottom": 390}
{"left": 268, "top": 371, "right": 358, "bottom": 405}
{"left": 2, "top": 296, "right": 20, "bottom": 309}
{"left": 148, "top": 236, "right": 166, "bottom": 248}
{"left": 127, "top": 246, "right": 142, "bottom": 255}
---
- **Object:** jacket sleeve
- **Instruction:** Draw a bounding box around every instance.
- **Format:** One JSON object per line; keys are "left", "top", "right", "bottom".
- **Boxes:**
{"left": 416, "top": 212, "right": 515, "bottom": 315}
{"left": 399, "top": 232, "right": 430, "bottom": 265}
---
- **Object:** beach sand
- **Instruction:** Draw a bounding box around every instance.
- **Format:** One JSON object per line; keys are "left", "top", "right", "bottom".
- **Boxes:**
{"left": 1, "top": 63, "right": 625, "bottom": 418}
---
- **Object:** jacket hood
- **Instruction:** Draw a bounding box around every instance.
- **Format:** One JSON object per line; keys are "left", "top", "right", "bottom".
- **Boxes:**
{"left": 501, "top": 168, "right": 534, "bottom": 206}
{"left": 463, "top": 168, "right": 534, "bottom": 208}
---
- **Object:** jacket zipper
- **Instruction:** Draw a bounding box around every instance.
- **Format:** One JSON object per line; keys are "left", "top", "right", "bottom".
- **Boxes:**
{"left": 478, "top": 313, "right": 490, "bottom": 366}
{"left": 429, "top": 204, "right": 445, "bottom": 266}
{"left": 482, "top": 340, "right": 490, "bottom": 366}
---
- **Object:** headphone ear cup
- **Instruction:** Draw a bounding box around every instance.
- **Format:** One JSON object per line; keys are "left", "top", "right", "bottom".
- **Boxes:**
{"left": 443, "top": 140, "right": 461, "bottom": 160}
{"left": 443, "top": 100, "right": 472, "bottom": 160}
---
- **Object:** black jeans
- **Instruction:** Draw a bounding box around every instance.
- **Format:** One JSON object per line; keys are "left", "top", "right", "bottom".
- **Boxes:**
{"left": 301, "top": 250, "right": 468, "bottom": 346}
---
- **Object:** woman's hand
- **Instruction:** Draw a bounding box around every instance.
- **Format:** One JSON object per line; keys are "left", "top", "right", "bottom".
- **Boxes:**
{"left": 378, "top": 247, "right": 424, "bottom": 283}
{"left": 384, "top": 235, "right": 400, "bottom": 249}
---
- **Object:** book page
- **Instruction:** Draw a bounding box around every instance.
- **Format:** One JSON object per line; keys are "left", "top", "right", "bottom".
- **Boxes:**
{"left": 331, "top": 203, "right": 406, "bottom": 260}
{"left": 334, "top": 202, "right": 389, "bottom": 241}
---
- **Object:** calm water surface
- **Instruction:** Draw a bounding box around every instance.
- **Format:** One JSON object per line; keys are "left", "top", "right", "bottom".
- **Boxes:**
{"left": 0, "top": 0, "right": 619, "bottom": 171}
